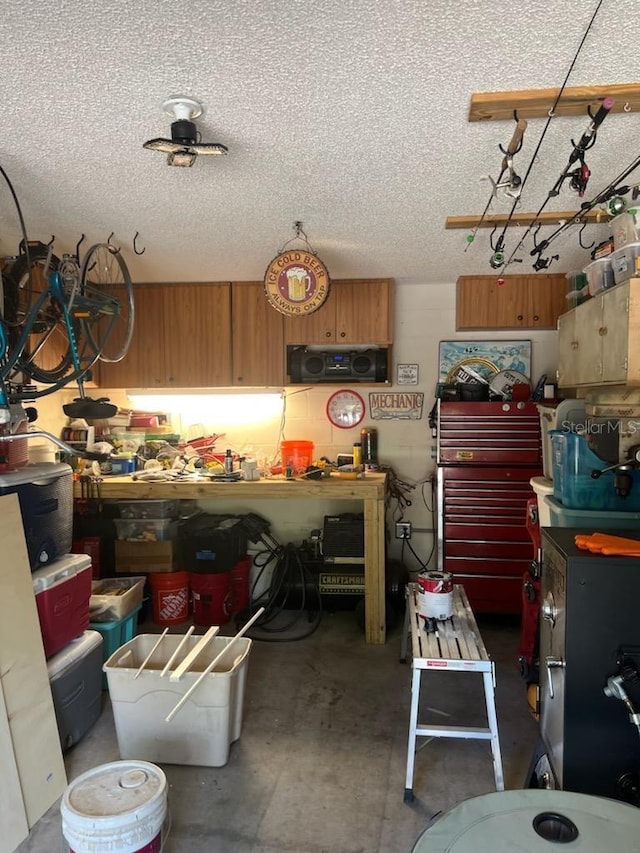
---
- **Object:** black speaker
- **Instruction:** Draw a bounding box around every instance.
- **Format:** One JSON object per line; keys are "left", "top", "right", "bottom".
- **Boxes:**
{"left": 287, "top": 347, "right": 388, "bottom": 383}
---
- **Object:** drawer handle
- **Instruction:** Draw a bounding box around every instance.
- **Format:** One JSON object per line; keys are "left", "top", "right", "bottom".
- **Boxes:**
{"left": 517, "top": 314, "right": 523, "bottom": 321}
{"left": 533, "top": 315, "right": 539, "bottom": 321}
{"left": 599, "top": 326, "right": 607, "bottom": 336}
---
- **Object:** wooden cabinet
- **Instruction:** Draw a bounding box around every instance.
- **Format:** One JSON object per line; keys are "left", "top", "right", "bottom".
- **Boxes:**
{"left": 456, "top": 273, "right": 566, "bottom": 330}
{"left": 557, "top": 278, "right": 640, "bottom": 388}
{"left": 284, "top": 278, "right": 394, "bottom": 344}
{"left": 98, "top": 283, "right": 232, "bottom": 388}
{"left": 231, "top": 282, "right": 284, "bottom": 386}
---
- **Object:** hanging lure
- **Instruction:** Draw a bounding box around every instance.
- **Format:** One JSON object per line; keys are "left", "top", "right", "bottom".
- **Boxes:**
{"left": 465, "top": 116, "right": 528, "bottom": 251}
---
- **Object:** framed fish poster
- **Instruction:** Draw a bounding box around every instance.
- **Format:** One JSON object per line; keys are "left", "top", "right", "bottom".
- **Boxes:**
{"left": 438, "top": 340, "right": 532, "bottom": 384}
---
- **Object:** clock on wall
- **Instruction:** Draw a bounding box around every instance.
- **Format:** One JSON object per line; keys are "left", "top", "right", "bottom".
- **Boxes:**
{"left": 326, "top": 390, "right": 366, "bottom": 429}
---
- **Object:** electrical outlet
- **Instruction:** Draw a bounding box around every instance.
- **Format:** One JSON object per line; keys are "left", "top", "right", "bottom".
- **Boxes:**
{"left": 395, "top": 521, "right": 412, "bottom": 540}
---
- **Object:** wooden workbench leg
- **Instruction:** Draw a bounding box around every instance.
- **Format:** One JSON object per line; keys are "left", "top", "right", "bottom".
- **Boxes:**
{"left": 483, "top": 666, "right": 505, "bottom": 791}
{"left": 404, "top": 666, "right": 421, "bottom": 802}
{"left": 364, "top": 496, "right": 385, "bottom": 645}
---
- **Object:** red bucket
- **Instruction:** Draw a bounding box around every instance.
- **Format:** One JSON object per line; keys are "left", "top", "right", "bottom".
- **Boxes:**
{"left": 230, "top": 556, "right": 251, "bottom": 613}
{"left": 190, "top": 571, "right": 231, "bottom": 626}
{"left": 149, "top": 571, "right": 190, "bottom": 626}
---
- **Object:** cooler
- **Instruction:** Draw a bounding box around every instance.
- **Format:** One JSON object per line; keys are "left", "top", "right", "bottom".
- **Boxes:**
{"left": 0, "top": 462, "right": 73, "bottom": 569}
{"left": 32, "top": 552, "right": 92, "bottom": 659}
{"left": 47, "top": 630, "right": 103, "bottom": 751}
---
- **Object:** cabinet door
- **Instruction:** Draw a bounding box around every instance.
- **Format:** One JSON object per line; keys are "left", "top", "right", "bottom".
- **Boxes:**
{"left": 568, "top": 295, "right": 604, "bottom": 386}
{"left": 556, "top": 309, "right": 579, "bottom": 387}
{"left": 525, "top": 273, "right": 567, "bottom": 328}
{"left": 97, "top": 285, "right": 165, "bottom": 387}
{"left": 457, "top": 275, "right": 525, "bottom": 329}
{"left": 334, "top": 278, "right": 394, "bottom": 343}
{"left": 231, "top": 282, "right": 284, "bottom": 386}
{"left": 162, "top": 283, "right": 232, "bottom": 387}
{"left": 283, "top": 297, "right": 336, "bottom": 343}
{"left": 601, "top": 281, "right": 629, "bottom": 383}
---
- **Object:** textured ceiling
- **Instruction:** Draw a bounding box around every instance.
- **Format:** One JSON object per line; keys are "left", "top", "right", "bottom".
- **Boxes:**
{"left": 0, "top": 0, "right": 638, "bottom": 286}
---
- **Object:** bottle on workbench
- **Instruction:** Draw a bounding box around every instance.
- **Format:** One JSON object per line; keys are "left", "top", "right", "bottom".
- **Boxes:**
{"left": 224, "top": 448, "right": 234, "bottom": 474}
{"left": 360, "top": 427, "right": 378, "bottom": 471}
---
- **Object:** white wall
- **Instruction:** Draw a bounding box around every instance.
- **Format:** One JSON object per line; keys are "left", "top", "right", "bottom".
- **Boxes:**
{"left": 34, "top": 281, "right": 559, "bottom": 572}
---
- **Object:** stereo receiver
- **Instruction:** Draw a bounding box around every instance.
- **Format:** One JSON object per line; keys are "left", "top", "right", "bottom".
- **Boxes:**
{"left": 287, "top": 347, "right": 388, "bottom": 384}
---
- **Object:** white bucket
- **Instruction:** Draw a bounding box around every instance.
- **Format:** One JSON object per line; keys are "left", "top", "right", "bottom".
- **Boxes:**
{"left": 60, "top": 760, "right": 168, "bottom": 853}
{"left": 417, "top": 571, "right": 454, "bottom": 621}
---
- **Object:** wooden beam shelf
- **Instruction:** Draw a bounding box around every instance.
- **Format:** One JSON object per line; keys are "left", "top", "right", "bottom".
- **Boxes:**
{"left": 445, "top": 209, "right": 612, "bottom": 230}
{"left": 469, "top": 83, "right": 640, "bottom": 122}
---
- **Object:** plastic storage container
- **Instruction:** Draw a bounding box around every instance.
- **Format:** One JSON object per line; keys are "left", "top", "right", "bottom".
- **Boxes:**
{"left": 90, "top": 576, "right": 146, "bottom": 622}
{"left": 545, "top": 495, "right": 640, "bottom": 528}
{"left": 537, "top": 399, "right": 586, "bottom": 480}
{"left": 111, "top": 499, "right": 181, "bottom": 519}
{"left": 32, "top": 552, "right": 93, "bottom": 659}
{"left": 104, "top": 634, "right": 252, "bottom": 767}
{"left": 90, "top": 604, "right": 142, "bottom": 689}
{"left": 610, "top": 241, "right": 640, "bottom": 286}
{"left": 0, "top": 462, "right": 73, "bottom": 569}
{"left": 179, "top": 514, "right": 248, "bottom": 573}
{"left": 114, "top": 518, "right": 178, "bottom": 541}
{"left": 47, "top": 630, "right": 103, "bottom": 751}
{"left": 550, "top": 430, "right": 640, "bottom": 511}
{"left": 611, "top": 208, "right": 640, "bottom": 250}
{"left": 583, "top": 256, "right": 615, "bottom": 295}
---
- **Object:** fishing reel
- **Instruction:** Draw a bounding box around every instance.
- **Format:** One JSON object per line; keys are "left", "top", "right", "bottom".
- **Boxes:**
{"left": 489, "top": 251, "right": 504, "bottom": 269}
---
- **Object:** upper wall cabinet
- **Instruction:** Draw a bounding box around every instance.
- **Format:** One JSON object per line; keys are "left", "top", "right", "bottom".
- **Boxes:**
{"left": 97, "top": 283, "right": 233, "bottom": 388}
{"left": 231, "top": 282, "right": 284, "bottom": 386}
{"left": 283, "top": 278, "right": 394, "bottom": 344}
{"left": 456, "top": 273, "right": 567, "bottom": 330}
{"left": 557, "top": 278, "right": 640, "bottom": 388}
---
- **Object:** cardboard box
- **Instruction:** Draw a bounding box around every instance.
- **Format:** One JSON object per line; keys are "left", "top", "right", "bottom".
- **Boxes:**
{"left": 115, "top": 540, "right": 177, "bottom": 573}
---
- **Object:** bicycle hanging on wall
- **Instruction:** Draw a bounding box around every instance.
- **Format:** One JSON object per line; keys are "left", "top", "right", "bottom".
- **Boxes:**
{"left": 0, "top": 163, "right": 135, "bottom": 459}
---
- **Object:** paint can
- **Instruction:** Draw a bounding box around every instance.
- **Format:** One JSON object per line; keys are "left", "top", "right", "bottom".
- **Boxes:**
{"left": 60, "top": 760, "right": 169, "bottom": 853}
{"left": 417, "top": 571, "right": 453, "bottom": 621}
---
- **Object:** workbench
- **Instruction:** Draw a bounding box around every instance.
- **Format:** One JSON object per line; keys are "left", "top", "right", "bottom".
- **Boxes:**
{"left": 74, "top": 472, "right": 388, "bottom": 644}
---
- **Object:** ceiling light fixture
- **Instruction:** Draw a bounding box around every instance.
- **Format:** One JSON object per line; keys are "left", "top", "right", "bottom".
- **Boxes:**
{"left": 143, "top": 96, "right": 228, "bottom": 167}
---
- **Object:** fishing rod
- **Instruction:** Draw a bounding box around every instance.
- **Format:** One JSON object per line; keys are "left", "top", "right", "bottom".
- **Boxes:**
{"left": 465, "top": 117, "right": 528, "bottom": 253}
{"left": 530, "top": 152, "right": 640, "bottom": 262}
{"left": 487, "top": 0, "right": 605, "bottom": 270}
{"left": 500, "top": 95, "right": 615, "bottom": 270}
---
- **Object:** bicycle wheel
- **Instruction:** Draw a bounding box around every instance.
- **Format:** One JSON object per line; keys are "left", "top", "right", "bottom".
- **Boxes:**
{"left": 80, "top": 243, "right": 134, "bottom": 362}
{"left": 2, "top": 244, "right": 74, "bottom": 383}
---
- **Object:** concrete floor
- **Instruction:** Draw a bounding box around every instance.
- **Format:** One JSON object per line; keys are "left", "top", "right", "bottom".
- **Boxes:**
{"left": 16, "top": 606, "right": 538, "bottom": 853}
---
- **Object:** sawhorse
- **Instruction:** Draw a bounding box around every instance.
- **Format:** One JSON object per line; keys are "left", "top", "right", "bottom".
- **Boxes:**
{"left": 401, "top": 583, "right": 504, "bottom": 802}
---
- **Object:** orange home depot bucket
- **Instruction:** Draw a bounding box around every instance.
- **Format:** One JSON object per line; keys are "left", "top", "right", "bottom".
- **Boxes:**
{"left": 190, "top": 571, "right": 232, "bottom": 626}
{"left": 281, "top": 440, "right": 314, "bottom": 476}
{"left": 149, "top": 572, "right": 190, "bottom": 626}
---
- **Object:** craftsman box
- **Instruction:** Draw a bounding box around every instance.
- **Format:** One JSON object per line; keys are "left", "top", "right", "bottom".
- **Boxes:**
{"left": 0, "top": 462, "right": 73, "bottom": 570}
{"left": 47, "top": 630, "right": 103, "bottom": 751}
{"left": 32, "top": 552, "right": 92, "bottom": 659}
{"left": 115, "top": 540, "right": 178, "bottom": 573}
{"left": 104, "top": 633, "right": 252, "bottom": 766}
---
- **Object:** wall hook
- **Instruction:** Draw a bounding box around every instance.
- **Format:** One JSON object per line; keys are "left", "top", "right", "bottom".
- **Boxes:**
{"left": 75, "top": 234, "right": 85, "bottom": 262}
{"left": 133, "top": 232, "right": 146, "bottom": 255}
{"left": 624, "top": 101, "right": 632, "bottom": 113}
{"left": 578, "top": 222, "right": 594, "bottom": 250}
{"left": 107, "top": 232, "right": 121, "bottom": 253}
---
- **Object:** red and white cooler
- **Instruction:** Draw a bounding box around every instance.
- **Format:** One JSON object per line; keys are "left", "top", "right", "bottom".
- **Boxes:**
{"left": 32, "top": 552, "right": 92, "bottom": 659}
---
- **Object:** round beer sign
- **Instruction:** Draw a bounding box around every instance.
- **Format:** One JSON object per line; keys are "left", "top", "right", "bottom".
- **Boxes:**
{"left": 264, "top": 250, "right": 330, "bottom": 316}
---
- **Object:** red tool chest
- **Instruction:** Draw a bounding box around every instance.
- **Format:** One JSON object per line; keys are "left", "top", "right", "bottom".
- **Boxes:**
{"left": 436, "top": 401, "right": 542, "bottom": 614}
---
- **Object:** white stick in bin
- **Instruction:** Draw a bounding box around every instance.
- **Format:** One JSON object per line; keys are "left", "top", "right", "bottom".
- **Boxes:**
{"left": 169, "top": 626, "right": 219, "bottom": 682}
{"left": 160, "top": 625, "right": 195, "bottom": 677}
{"left": 133, "top": 628, "right": 169, "bottom": 680}
{"left": 165, "top": 607, "right": 265, "bottom": 723}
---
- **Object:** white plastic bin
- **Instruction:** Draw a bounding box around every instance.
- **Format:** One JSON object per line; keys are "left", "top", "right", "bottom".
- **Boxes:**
{"left": 104, "top": 633, "right": 252, "bottom": 767}
{"left": 610, "top": 241, "right": 640, "bottom": 286}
